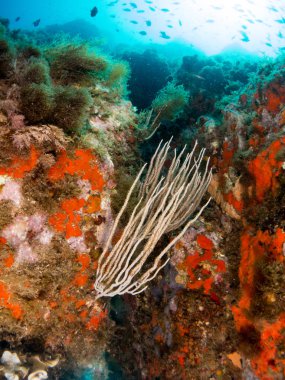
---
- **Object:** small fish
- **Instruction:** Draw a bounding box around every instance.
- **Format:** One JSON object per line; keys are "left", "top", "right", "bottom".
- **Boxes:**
{"left": 130, "top": 20, "right": 138, "bottom": 24}
{"left": 160, "top": 31, "right": 170, "bottom": 39}
{"left": 33, "top": 19, "right": 40, "bottom": 27}
{"left": 240, "top": 31, "right": 250, "bottom": 42}
{"left": 139, "top": 31, "right": 147, "bottom": 35}
{"left": 268, "top": 6, "right": 278, "bottom": 12}
{"left": 242, "top": 25, "right": 247, "bottom": 30}
{"left": 206, "top": 19, "right": 214, "bottom": 23}
{"left": 15, "top": 16, "right": 20, "bottom": 22}
{"left": 149, "top": 6, "right": 155, "bottom": 11}
{"left": 107, "top": 0, "right": 118, "bottom": 6}
{"left": 278, "top": 31, "right": 284, "bottom": 38}
{"left": 90, "top": 6, "right": 98, "bottom": 17}
{"left": 191, "top": 74, "right": 205, "bottom": 80}
{"left": 167, "top": 25, "right": 173, "bottom": 28}
{"left": 146, "top": 20, "right": 151, "bottom": 26}
{"left": 276, "top": 18, "right": 285, "bottom": 24}
{"left": 161, "top": 8, "right": 170, "bottom": 12}
{"left": 145, "top": 0, "right": 152, "bottom": 3}
{"left": 265, "top": 42, "right": 272, "bottom": 47}
{"left": 123, "top": 8, "right": 131, "bottom": 12}
{"left": 137, "top": 10, "right": 145, "bottom": 13}
{"left": 130, "top": 2, "right": 137, "bottom": 8}
{"left": 247, "top": 18, "right": 254, "bottom": 24}
{"left": 178, "top": 19, "right": 182, "bottom": 26}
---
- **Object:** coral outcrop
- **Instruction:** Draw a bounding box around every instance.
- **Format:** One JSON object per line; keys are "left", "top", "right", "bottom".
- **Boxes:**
{"left": 0, "top": 20, "right": 137, "bottom": 378}
{"left": 108, "top": 54, "right": 285, "bottom": 379}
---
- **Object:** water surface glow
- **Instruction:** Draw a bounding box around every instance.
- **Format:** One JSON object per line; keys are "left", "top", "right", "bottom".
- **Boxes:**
{"left": 1, "top": 0, "right": 285, "bottom": 55}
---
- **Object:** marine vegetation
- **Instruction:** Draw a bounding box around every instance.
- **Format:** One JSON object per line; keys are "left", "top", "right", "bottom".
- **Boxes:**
{"left": 151, "top": 81, "right": 189, "bottom": 122}
{"left": 47, "top": 44, "right": 108, "bottom": 86}
{"left": 20, "top": 83, "right": 54, "bottom": 123}
{"left": 0, "top": 24, "right": 132, "bottom": 138}
{"left": 21, "top": 58, "right": 50, "bottom": 85}
{"left": 52, "top": 85, "right": 93, "bottom": 132}
{"left": 105, "top": 60, "right": 130, "bottom": 98}
{"left": 0, "top": 23, "right": 14, "bottom": 78}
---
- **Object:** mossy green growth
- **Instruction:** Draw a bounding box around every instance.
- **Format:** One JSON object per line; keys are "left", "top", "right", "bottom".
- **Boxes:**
{"left": 20, "top": 83, "right": 54, "bottom": 124}
{"left": 0, "top": 18, "right": 9, "bottom": 29}
{"left": 0, "top": 35, "right": 14, "bottom": 79}
{"left": 0, "top": 22, "right": 15, "bottom": 78}
{"left": 0, "top": 39, "right": 11, "bottom": 78}
{"left": 22, "top": 59, "right": 50, "bottom": 85}
{"left": 47, "top": 44, "right": 108, "bottom": 86}
{"left": 107, "top": 61, "right": 130, "bottom": 86}
{"left": 151, "top": 82, "right": 189, "bottom": 121}
{"left": 20, "top": 45, "right": 41, "bottom": 59}
{"left": 53, "top": 86, "right": 93, "bottom": 133}
{"left": 105, "top": 60, "right": 130, "bottom": 98}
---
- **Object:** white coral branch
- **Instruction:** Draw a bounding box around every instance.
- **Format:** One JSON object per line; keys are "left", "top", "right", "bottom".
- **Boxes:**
{"left": 94, "top": 139, "right": 212, "bottom": 299}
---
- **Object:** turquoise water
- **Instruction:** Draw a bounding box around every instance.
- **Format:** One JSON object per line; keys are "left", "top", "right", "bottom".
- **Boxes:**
{"left": 1, "top": 0, "right": 285, "bottom": 56}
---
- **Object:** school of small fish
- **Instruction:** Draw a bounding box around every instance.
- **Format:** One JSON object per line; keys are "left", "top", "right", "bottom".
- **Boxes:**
{"left": 11, "top": 0, "right": 285, "bottom": 54}
{"left": 105, "top": 0, "right": 183, "bottom": 40}
{"left": 101, "top": 0, "right": 285, "bottom": 53}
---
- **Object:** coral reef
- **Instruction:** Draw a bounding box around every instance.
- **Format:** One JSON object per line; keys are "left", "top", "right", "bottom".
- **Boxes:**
{"left": 105, "top": 53, "right": 285, "bottom": 380}
{"left": 1, "top": 15, "right": 285, "bottom": 380}
{"left": 0, "top": 144, "right": 113, "bottom": 375}
{"left": 0, "top": 22, "right": 136, "bottom": 378}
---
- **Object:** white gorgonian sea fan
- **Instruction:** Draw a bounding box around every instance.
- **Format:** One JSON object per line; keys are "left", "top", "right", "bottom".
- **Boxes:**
{"left": 94, "top": 139, "right": 212, "bottom": 299}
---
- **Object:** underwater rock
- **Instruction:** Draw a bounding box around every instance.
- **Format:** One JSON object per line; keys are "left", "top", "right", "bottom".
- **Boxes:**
{"left": 0, "top": 145, "right": 114, "bottom": 368}
{"left": 123, "top": 49, "right": 171, "bottom": 110}
{"left": 42, "top": 19, "right": 101, "bottom": 41}
{"left": 0, "top": 25, "right": 140, "bottom": 377}
{"left": 106, "top": 52, "right": 285, "bottom": 380}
